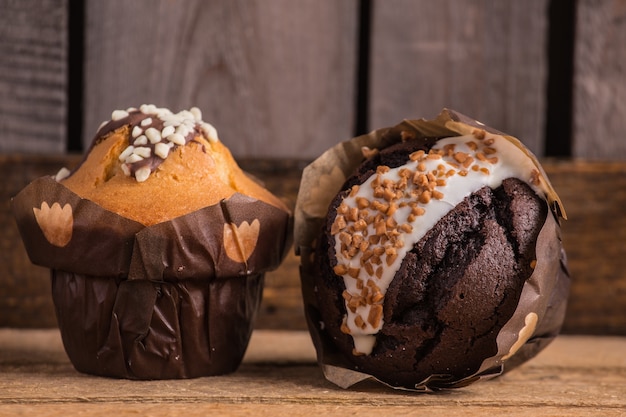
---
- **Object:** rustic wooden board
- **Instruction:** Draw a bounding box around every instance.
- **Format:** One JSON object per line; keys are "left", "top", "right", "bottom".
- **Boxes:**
{"left": 0, "top": 329, "right": 625, "bottom": 416}
{"left": 573, "top": 0, "right": 626, "bottom": 159}
{"left": 2, "top": 156, "right": 626, "bottom": 335}
{"left": 548, "top": 160, "right": 626, "bottom": 334}
{"left": 0, "top": 0, "right": 68, "bottom": 154}
{"left": 4, "top": 0, "right": 626, "bottom": 164}
{"left": 82, "top": 0, "right": 358, "bottom": 160}
{"left": 368, "top": 0, "right": 549, "bottom": 156}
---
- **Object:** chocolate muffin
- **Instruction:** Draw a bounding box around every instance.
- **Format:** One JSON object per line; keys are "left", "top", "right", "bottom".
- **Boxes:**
{"left": 296, "top": 109, "right": 569, "bottom": 390}
{"left": 13, "top": 104, "right": 292, "bottom": 379}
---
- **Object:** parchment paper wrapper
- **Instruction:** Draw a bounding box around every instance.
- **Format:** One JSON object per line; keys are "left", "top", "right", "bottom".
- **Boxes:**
{"left": 295, "top": 109, "right": 569, "bottom": 391}
{"left": 13, "top": 176, "right": 292, "bottom": 379}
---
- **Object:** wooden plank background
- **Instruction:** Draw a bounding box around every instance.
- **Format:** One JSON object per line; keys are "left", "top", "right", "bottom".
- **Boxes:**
{"left": 573, "top": 0, "right": 626, "bottom": 159}
{"left": 82, "top": 0, "right": 358, "bottom": 159}
{"left": 1, "top": 0, "right": 626, "bottom": 334}
{"left": 0, "top": 0, "right": 68, "bottom": 154}
{"left": 3, "top": 0, "right": 625, "bottom": 160}
{"left": 369, "top": 0, "right": 549, "bottom": 156}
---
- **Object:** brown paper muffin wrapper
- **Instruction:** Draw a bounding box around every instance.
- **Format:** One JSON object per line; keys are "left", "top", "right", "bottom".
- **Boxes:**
{"left": 12, "top": 176, "right": 292, "bottom": 379}
{"left": 295, "top": 109, "right": 569, "bottom": 391}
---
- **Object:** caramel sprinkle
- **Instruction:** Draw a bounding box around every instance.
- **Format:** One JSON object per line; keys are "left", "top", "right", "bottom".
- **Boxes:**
{"left": 454, "top": 152, "right": 469, "bottom": 164}
{"left": 432, "top": 190, "right": 444, "bottom": 200}
{"left": 409, "top": 150, "right": 425, "bottom": 161}
{"left": 368, "top": 304, "right": 383, "bottom": 328}
{"left": 330, "top": 215, "right": 346, "bottom": 235}
{"left": 333, "top": 264, "right": 348, "bottom": 276}
{"left": 356, "top": 197, "right": 370, "bottom": 209}
{"left": 473, "top": 129, "right": 486, "bottom": 140}
{"left": 348, "top": 267, "right": 361, "bottom": 279}
{"left": 418, "top": 190, "right": 431, "bottom": 204}
{"left": 340, "top": 320, "right": 352, "bottom": 334}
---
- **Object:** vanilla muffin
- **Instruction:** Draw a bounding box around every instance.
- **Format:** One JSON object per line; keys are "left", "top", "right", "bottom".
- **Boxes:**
{"left": 60, "top": 104, "right": 287, "bottom": 225}
{"left": 13, "top": 105, "right": 292, "bottom": 379}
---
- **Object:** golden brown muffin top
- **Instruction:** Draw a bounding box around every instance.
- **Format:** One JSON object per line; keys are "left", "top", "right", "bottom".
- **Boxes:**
{"left": 60, "top": 105, "right": 288, "bottom": 225}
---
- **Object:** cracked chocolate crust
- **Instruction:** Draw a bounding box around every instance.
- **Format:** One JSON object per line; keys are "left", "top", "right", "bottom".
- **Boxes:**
{"left": 314, "top": 140, "right": 548, "bottom": 388}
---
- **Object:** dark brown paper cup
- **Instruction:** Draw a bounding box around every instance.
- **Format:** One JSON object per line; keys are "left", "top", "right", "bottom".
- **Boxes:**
{"left": 51, "top": 271, "right": 263, "bottom": 379}
{"left": 13, "top": 176, "right": 292, "bottom": 379}
{"left": 294, "top": 109, "right": 569, "bottom": 391}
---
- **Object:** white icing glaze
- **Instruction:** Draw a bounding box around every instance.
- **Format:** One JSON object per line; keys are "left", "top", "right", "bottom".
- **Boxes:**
{"left": 332, "top": 132, "right": 542, "bottom": 354}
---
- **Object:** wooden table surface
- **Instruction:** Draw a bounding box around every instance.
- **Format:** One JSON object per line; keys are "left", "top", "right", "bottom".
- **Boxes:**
{"left": 1, "top": 329, "right": 624, "bottom": 416}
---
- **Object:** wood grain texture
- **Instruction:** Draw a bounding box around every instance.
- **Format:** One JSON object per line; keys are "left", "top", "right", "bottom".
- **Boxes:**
{"left": 369, "top": 0, "right": 548, "bottom": 156}
{"left": 0, "top": 329, "right": 625, "bottom": 416}
{"left": 548, "top": 160, "right": 626, "bottom": 334}
{"left": 573, "top": 0, "right": 626, "bottom": 159}
{"left": 0, "top": 0, "right": 67, "bottom": 154}
{"left": 83, "top": 0, "right": 358, "bottom": 160}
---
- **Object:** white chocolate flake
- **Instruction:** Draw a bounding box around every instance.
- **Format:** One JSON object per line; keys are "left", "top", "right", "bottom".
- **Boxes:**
{"left": 132, "top": 125, "right": 143, "bottom": 138}
{"left": 135, "top": 167, "right": 151, "bottom": 183}
{"left": 111, "top": 109, "right": 129, "bottom": 121}
{"left": 125, "top": 153, "right": 143, "bottom": 164}
{"left": 54, "top": 167, "right": 71, "bottom": 182}
{"left": 140, "top": 104, "right": 156, "bottom": 114}
{"left": 133, "top": 146, "right": 152, "bottom": 158}
{"left": 118, "top": 146, "right": 135, "bottom": 162}
{"left": 175, "top": 124, "right": 189, "bottom": 137}
{"left": 145, "top": 127, "right": 161, "bottom": 144}
{"left": 120, "top": 163, "right": 131, "bottom": 176}
{"left": 179, "top": 110, "right": 194, "bottom": 121}
{"left": 201, "top": 122, "right": 218, "bottom": 143}
{"left": 190, "top": 106, "right": 202, "bottom": 121}
{"left": 167, "top": 133, "right": 186, "bottom": 146}
{"left": 154, "top": 142, "right": 170, "bottom": 159}
{"left": 161, "top": 125, "right": 175, "bottom": 138}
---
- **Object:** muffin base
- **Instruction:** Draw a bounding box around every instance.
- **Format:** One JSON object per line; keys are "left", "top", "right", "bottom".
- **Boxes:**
{"left": 51, "top": 270, "right": 263, "bottom": 379}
